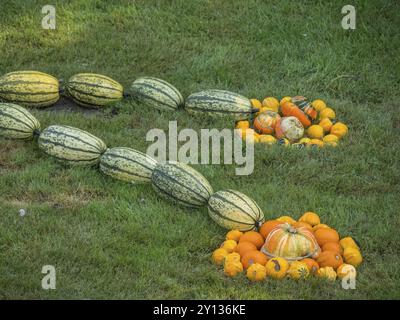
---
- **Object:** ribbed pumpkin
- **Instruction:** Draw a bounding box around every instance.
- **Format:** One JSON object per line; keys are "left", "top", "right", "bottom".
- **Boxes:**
{"left": 253, "top": 111, "right": 280, "bottom": 134}
{"left": 261, "top": 223, "right": 320, "bottom": 261}
{"left": 316, "top": 250, "right": 343, "bottom": 269}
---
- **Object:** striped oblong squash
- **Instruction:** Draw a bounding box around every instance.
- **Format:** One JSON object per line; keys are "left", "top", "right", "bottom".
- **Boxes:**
{"left": 151, "top": 161, "right": 213, "bottom": 207}
{"left": 38, "top": 125, "right": 107, "bottom": 165}
{"left": 0, "top": 103, "right": 41, "bottom": 139}
{"left": 207, "top": 189, "right": 265, "bottom": 231}
{"left": 185, "top": 89, "right": 254, "bottom": 120}
{"left": 100, "top": 147, "right": 157, "bottom": 183}
{"left": 0, "top": 71, "right": 59, "bottom": 107}
{"left": 130, "top": 77, "right": 184, "bottom": 111}
{"left": 65, "top": 73, "right": 123, "bottom": 108}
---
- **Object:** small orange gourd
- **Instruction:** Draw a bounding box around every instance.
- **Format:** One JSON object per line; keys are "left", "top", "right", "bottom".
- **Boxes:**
{"left": 220, "top": 240, "right": 237, "bottom": 253}
{"left": 336, "top": 263, "right": 357, "bottom": 279}
{"left": 235, "top": 241, "right": 257, "bottom": 257}
{"left": 224, "top": 252, "right": 241, "bottom": 264}
{"left": 314, "top": 228, "right": 340, "bottom": 246}
{"left": 316, "top": 250, "right": 343, "bottom": 269}
{"left": 322, "top": 242, "right": 343, "bottom": 255}
{"left": 212, "top": 248, "right": 229, "bottom": 265}
{"left": 259, "top": 220, "right": 283, "bottom": 239}
{"left": 299, "top": 212, "right": 320, "bottom": 226}
{"left": 226, "top": 230, "right": 243, "bottom": 242}
{"left": 301, "top": 258, "right": 320, "bottom": 275}
{"left": 239, "top": 231, "right": 264, "bottom": 249}
{"left": 241, "top": 250, "right": 268, "bottom": 269}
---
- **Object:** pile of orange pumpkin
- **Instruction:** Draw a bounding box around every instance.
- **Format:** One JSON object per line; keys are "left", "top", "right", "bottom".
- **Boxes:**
{"left": 211, "top": 212, "right": 363, "bottom": 282}
{"left": 235, "top": 96, "right": 349, "bottom": 147}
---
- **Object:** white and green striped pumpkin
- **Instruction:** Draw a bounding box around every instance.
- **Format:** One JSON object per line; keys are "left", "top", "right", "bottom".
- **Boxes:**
{"left": 65, "top": 73, "right": 123, "bottom": 108}
{"left": 38, "top": 125, "right": 107, "bottom": 165}
{"left": 0, "top": 71, "right": 59, "bottom": 107}
{"left": 0, "top": 103, "right": 41, "bottom": 139}
{"left": 100, "top": 147, "right": 157, "bottom": 183}
{"left": 151, "top": 161, "right": 213, "bottom": 207}
{"left": 130, "top": 77, "right": 184, "bottom": 111}
{"left": 207, "top": 189, "right": 265, "bottom": 231}
{"left": 185, "top": 89, "right": 254, "bottom": 120}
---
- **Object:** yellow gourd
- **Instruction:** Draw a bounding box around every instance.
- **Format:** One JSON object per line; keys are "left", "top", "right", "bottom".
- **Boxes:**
{"left": 262, "top": 97, "right": 279, "bottom": 112}
{"left": 280, "top": 96, "right": 291, "bottom": 107}
{"left": 235, "top": 120, "right": 250, "bottom": 129}
{"left": 259, "top": 134, "right": 277, "bottom": 145}
{"left": 250, "top": 99, "right": 262, "bottom": 109}
{"left": 287, "top": 261, "right": 310, "bottom": 280}
{"left": 319, "top": 107, "right": 336, "bottom": 120}
{"left": 246, "top": 263, "right": 267, "bottom": 282}
{"left": 265, "top": 257, "right": 289, "bottom": 279}
{"left": 343, "top": 247, "right": 363, "bottom": 267}
{"left": 323, "top": 134, "right": 339, "bottom": 146}
{"left": 307, "top": 125, "right": 324, "bottom": 139}
{"left": 336, "top": 263, "right": 357, "bottom": 279}
{"left": 224, "top": 252, "right": 241, "bottom": 264}
{"left": 276, "top": 215, "right": 296, "bottom": 225}
{"left": 309, "top": 139, "right": 324, "bottom": 147}
{"left": 299, "top": 211, "right": 320, "bottom": 226}
{"left": 298, "top": 137, "right": 310, "bottom": 145}
{"left": 221, "top": 240, "right": 237, "bottom": 253}
{"left": 331, "top": 122, "right": 348, "bottom": 138}
{"left": 224, "top": 261, "right": 243, "bottom": 277}
{"left": 339, "top": 237, "right": 360, "bottom": 251}
{"left": 311, "top": 99, "right": 327, "bottom": 112}
{"left": 319, "top": 117, "right": 333, "bottom": 133}
{"left": 226, "top": 230, "right": 243, "bottom": 242}
{"left": 212, "top": 248, "right": 229, "bottom": 265}
{"left": 317, "top": 267, "right": 337, "bottom": 281}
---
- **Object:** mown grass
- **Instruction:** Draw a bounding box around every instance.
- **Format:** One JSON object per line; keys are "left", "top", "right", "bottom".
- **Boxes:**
{"left": 0, "top": 0, "right": 399, "bottom": 299}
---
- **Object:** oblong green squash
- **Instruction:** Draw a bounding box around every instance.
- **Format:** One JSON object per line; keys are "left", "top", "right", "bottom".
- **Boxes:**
{"left": 0, "top": 103, "right": 41, "bottom": 139}
{"left": 130, "top": 77, "right": 184, "bottom": 111}
{"left": 151, "top": 161, "right": 213, "bottom": 207}
{"left": 38, "top": 125, "right": 107, "bottom": 165}
{"left": 100, "top": 147, "right": 158, "bottom": 183}
{"left": 0, "top": 71, "right": 59, "bottom": 107}
{"left": 208, "top": 189, "right": 265, "bottom": 231}
{"left": 185, "top": 89, "right": 253, "bottom": 120}
{"left": 65, "top": 73, "right": 123, "bottom": 108}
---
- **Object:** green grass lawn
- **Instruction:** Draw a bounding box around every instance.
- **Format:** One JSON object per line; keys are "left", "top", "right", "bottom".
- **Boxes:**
{"left": 1, "top": 0, "right": 399, "bottom": 299}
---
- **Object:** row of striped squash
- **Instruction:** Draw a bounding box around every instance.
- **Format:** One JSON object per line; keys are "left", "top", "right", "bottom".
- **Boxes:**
{"left": 0, "top": 70, "right": 255, "bottom": 120}
{"left": 0, "top": 102, "right": 265, "bottom": 231}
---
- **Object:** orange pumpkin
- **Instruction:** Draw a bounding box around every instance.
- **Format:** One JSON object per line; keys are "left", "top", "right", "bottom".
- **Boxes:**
{"left": 261, "top": 223, "right": 320, "bottom": 261}
{"left": 301, "top": 258, "right": 320, "bottom": 275}
{"left": 239, "top": 231, "right": 264, "bottom": 249}
{"left": 316, "top": 250, "right": 343, "bottom": 269}
{"left": 312, "top": 223, "right": 330, "bottom": 232}
{"left": 322, "top": 242, "right": 343, "bottom": 255}
{"left": 235, "top": 241, "right": 257, "bottom": 257}
{"left": 299, "top": 212, "right": 320, "bottom": 226}
{"left": 241, "top": 250, "right": 268, "bottom": 269}
{"left": 281, "top": 102, "right": 311, "bottom": 128}
{"left": 314, "top": 228, "right": 340, "bottom": 246}
{"left": 259, "top": 220, "right": 283, "bottom": 239}
{"left": 293, "top": 221, "right": 313, "bottom": 232}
